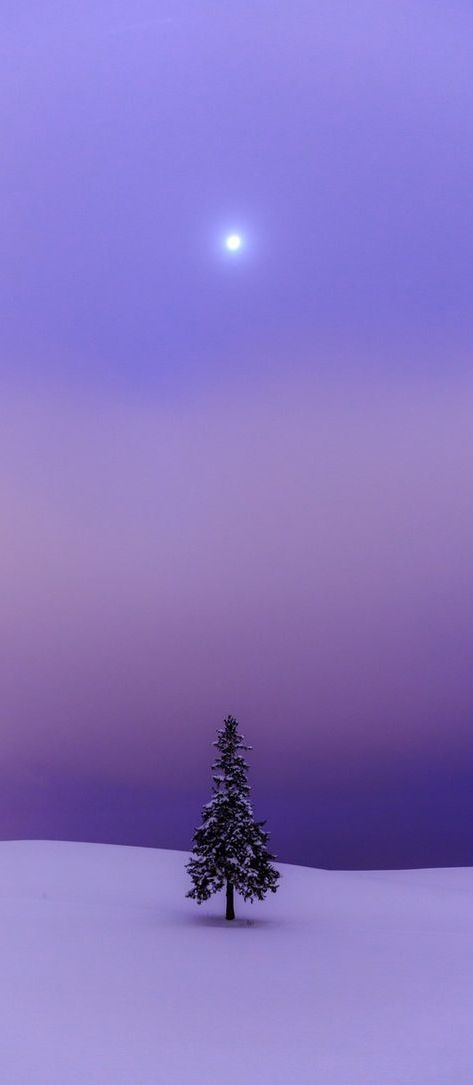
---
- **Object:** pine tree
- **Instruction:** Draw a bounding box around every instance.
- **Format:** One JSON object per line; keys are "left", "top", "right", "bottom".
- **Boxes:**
{"left": 186, "top": 714, "right": 280, "bottom": 920}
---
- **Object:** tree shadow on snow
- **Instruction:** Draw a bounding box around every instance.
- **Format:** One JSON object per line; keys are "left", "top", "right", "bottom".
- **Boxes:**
{"left": 184, "top": 911, "right": 283, "bottom": 930}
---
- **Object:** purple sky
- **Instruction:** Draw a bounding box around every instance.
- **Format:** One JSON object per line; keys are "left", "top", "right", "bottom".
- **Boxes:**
{"left": 1, "top": 1, "right": 473, "bottom": 867}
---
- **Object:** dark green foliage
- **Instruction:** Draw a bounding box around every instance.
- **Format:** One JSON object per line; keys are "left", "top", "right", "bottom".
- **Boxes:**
{"left": 186, "top": 715, "right": 280, "bottom": 918}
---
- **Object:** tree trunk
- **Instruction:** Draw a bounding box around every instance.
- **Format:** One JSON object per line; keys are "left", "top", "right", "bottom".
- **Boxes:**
{"left": 225, "top": 880, "right": 235, "bottom": 921}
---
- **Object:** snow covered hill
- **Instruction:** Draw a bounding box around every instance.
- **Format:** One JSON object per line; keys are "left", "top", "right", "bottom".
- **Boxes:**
{"left": 0, "top": 841, "right": 472, "bottom": 1084}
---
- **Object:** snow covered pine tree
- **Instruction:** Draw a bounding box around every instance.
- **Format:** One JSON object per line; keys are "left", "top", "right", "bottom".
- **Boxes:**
{"left": 186, "top": 715, "right": 280, "bottom": 920}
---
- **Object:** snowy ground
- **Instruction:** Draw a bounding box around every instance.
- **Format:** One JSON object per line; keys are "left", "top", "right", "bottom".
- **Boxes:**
{"left": 0, "top": 841, "right": 472, "bottom": 1083}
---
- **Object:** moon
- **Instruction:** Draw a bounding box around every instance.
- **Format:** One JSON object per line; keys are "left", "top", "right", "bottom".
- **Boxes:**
{"left": 225, "top": 233, "right": 243, "bottom": 252}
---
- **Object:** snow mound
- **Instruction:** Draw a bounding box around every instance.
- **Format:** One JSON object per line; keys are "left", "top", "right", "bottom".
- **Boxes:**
{"left": 0, "top": 840, "right": 472, "bottom": 1084}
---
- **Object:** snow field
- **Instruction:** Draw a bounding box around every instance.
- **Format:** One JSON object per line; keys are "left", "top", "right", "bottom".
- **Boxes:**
{"left": 0, "top": 841, "right": 472, "bottom": 1084}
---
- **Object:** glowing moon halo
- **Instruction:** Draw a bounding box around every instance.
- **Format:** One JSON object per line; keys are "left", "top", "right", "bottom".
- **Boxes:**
{"left": 225, "top": 233, "right": 243, "bottom": 252}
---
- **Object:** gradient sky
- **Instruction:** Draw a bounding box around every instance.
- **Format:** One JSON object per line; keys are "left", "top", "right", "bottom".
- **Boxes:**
{"left": 1, "top": 1, "right": 473, "bottom": 867}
